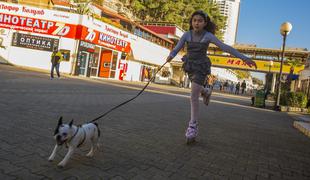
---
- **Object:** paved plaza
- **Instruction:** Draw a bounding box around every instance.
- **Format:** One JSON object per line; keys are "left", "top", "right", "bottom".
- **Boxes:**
{"left": 0, "top": 64, "right": 310, "bottom": 180}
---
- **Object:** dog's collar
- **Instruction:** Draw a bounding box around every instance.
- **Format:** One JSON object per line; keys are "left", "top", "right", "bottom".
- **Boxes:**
{"left": 77, "top": 128, "right": 86, "bottom": 148}
{"left": 66, "top": 127, "right": 79, "bottom": 145}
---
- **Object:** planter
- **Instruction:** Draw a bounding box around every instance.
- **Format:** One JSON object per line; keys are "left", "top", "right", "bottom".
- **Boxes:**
{"left": 280, "top": 106, "right": 288, "bottom": 112}
{"left": 288, "top": 107, "right": 295, "bottom": 112}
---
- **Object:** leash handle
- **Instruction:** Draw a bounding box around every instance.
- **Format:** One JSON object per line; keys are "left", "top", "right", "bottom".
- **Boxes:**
{"left": 89, "top": 61, "right": 168, "bottom": 123}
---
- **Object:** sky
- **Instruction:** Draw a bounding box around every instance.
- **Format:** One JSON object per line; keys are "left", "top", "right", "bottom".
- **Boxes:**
{"left": 236, "top": 0, "right": 310, "bottom": 81}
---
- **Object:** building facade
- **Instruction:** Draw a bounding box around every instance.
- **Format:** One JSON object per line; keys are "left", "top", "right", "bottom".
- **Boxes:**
{"left": 210, "top": 0, "right": 241, "bottom": 45}
{"left": 0, "top": 1, "right": 177, "bottom": 84}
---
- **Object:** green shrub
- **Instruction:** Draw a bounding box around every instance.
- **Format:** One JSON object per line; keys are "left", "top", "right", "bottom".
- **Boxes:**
{"left": 280, "top": 91, "right": 307, "bottom": 108}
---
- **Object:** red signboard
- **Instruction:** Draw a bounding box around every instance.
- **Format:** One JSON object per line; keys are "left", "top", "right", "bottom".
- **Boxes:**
{"left": 79, "top": 26, "right": 131, "bottom": 53}
{"left": 0, "top": 12, "right": 131, "bottom": 53}
{"left": 0, "top": 12, "right": 77, "bottom": 38}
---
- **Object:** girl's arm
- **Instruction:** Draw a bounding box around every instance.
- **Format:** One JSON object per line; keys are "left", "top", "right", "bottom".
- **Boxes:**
{"left": 166, "top": 32, "right": 188, "bottom": 62}
{"left": 209, "top": 33, "right": 257, "bottom": 68}
{"left": 209, "top": 33, "right": 250, "bottom": 61}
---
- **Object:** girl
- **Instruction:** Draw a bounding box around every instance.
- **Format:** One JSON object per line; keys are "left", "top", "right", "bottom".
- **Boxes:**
{"left": 166, "top": 10, "right": 257, "bottom": 144}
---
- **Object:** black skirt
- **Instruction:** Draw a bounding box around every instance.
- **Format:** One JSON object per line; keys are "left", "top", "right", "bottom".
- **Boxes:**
{"left": 183, "top": 57, "right": 211, "bottom": 86}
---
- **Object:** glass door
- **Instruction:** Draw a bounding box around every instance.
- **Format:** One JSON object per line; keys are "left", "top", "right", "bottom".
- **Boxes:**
{"left": 78, "top": 51, "right": 89, "bottom": 76}
{"left": 109, "top": 51, "right": 118, "bottom": 78}
{"left": 89, "top": 47, "right": 100, "bottom": 77}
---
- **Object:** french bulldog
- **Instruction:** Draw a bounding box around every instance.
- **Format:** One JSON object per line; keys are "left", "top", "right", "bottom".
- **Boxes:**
{"left": 48, "top": 117, "right": 100, "bottom": 168}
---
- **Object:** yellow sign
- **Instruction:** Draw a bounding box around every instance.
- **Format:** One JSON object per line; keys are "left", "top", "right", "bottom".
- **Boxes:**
{"left": 209, "top": 55, "right": 304, "bottom": 74}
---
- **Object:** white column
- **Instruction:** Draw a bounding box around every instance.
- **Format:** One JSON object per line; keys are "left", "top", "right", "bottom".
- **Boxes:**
{"left": 271, "top": 73, "right": 277, "bottom": 93}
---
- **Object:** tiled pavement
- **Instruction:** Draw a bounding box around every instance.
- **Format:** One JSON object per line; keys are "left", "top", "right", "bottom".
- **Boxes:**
{"left": 1, "top": 64, "right": 310, "bottom": 180}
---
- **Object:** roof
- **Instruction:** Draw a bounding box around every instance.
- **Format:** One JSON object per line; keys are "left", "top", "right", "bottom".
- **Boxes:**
{"left": 208, "top": 44, "right": 310, "bottom": 60}
{"left": 92, "top": 4, "right": 173, "bottom": 44}
{"left": 52, "top": 0, "right": 71, "bottom": 7}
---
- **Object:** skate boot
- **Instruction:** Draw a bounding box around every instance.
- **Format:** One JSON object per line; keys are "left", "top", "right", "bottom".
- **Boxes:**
{"left": 185, "top": 122, "right": 198, "bottom": 144}
{"left": 202, "top": 87, "right": 212, "bottom": 106}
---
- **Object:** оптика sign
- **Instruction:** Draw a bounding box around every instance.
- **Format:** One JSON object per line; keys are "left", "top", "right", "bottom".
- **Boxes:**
{"left": 12, "top": 32, "right": 59, "bottom": 51}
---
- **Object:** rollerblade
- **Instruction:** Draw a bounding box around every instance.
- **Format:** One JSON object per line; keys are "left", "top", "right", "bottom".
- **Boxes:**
{"left": 185, "top": 122, "right": 198, "bottom": 144}
{"left": 202, "top": 87, "right": 212, "bottom": 106}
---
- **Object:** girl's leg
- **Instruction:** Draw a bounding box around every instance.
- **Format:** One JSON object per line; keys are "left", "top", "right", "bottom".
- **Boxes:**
{"left": 186, "top": 82, "right": 203, "bottom": 141}
{"left": 190, "top": 82, "right": 203, "bottom": 125}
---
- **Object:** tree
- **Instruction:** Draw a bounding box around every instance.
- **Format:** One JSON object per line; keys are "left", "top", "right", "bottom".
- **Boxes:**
{"left": 284, "top": 58, "right": 304, "bottom": 91}
{"left": 119, "top": 0, "right": 227, "bottom": 40}
{"left": 69, "top": 0, "right": 93, "bottom": 15}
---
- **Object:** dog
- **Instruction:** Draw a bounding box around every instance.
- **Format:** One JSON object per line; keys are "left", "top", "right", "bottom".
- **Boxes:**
{"left": 48, "top": 117, "right": 100, "bottom": 168}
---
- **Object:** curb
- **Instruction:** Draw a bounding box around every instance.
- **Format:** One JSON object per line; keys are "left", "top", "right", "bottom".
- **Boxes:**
{"left": 293, "top": 121, "right": 310, "bottom": 138}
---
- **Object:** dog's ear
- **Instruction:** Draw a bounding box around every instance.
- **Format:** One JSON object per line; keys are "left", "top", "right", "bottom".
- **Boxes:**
{"left": 69, "top": 119, "right": 74, "bottom": 127}
{"left": 54, "top": 116, "right": 63, "bottom": 135}
{"left": 58, "top": 116, "right": 63, "bottom": 126}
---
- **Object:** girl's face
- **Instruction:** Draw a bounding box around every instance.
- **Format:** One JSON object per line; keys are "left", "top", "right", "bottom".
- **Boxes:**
{"left": 191, "top": 15, "right": 207, "bottom": 32}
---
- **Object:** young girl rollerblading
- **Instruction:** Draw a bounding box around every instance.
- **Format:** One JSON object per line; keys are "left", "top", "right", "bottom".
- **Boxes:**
{"left": 166, "top": 10, "right": 257, "bottom": 144}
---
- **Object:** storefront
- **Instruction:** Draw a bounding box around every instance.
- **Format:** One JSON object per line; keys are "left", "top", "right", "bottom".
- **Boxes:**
{"left": 75, "top": 41, "right": 95, "bottom": 76}
{"left": 0, "top": 1, "right": 173, "bottom": 83}
{"left": 75, "top": 40, "right": 129, "bottom": 80}
{"left": 78, "top": 17, "right": 131, "bottom": 80}
{"left": 0, "top": 2, "right": 79, "bottom": 73}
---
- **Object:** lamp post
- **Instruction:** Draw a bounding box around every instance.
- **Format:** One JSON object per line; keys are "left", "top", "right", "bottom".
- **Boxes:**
{"left": 275, "top": 22, "right": 293, "bottom": 110}
{"left": 269, "top": 60, "right": 274, "bottom": 73}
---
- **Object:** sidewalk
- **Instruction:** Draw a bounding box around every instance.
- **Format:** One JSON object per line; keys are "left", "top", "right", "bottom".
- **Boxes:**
{"left": 11, "top": 63, "right": 255, "bottom": 100}
{"left": 289, "top": 112, "right": 310, "bottom": 138}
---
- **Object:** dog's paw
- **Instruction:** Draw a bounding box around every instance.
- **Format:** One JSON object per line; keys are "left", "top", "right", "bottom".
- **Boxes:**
{"left": 48, "top": 157, "right": 54, "bottom": 162}
{"left": 57, "top": 163, "right": 65, "bottom": 168}
{"left": 86, "top": 152, "right": 94, "bottom": 158}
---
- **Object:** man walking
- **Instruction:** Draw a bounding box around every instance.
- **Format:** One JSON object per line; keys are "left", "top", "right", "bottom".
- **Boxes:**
{"left": 235, "top": 82, "right": 240, "bottom": 94}
{"left": 241, "top": 80, "right": 247, "bottom": 94}
{"left": 50, "top": 47, "right": 63, "bottom": 79}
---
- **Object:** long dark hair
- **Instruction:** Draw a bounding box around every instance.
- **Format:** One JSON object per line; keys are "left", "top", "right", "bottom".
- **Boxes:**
{"left": 189, "top": 10, "right": 216, "bottom": 34}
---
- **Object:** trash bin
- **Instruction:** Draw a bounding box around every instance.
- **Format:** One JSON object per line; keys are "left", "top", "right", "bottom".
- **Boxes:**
{"left": 254, "top": 90, "right": 265, "bottom": 107}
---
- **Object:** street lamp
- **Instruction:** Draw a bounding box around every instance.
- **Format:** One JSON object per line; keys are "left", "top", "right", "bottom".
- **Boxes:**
{"left": 275, "top": 22, "right": 293, "bottom": 110}
{"left": 269, "top": 60, "right": 274, "bottom": 73}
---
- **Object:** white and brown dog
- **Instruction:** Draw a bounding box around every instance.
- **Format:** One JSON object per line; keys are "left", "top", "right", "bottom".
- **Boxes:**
{"left": 48, "top": 117, "right": 100, "bottom": 168}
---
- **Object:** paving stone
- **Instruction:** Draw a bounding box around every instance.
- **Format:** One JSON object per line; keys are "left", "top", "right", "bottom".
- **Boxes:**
{"left": 1, "top": 64, "right": 310, "bottom": 179}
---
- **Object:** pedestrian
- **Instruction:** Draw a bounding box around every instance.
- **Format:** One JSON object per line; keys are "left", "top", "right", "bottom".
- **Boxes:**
{"left": 165, "top": 10, "right": 257, "bottom": 143}
{"left": 235, "top": 82, "right": 240, "bottom": 94}
{"left": 224, "top": 80, "right": 229, "bottom": 92}
{"left": 230, "top": 82, "right": 234, "bottom": 93}
{"left": 50, "top": 47, "right": 63, "bottom": 79}
{"left": 241, "top": 80, "right": 247, "bottom": 94}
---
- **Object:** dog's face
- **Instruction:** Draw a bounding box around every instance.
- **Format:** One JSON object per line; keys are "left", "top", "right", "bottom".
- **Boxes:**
{"left": 54, "top": 117, "right": 74, "bottom": 145}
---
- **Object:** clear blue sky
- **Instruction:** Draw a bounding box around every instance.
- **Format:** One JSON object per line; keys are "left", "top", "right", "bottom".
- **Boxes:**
{"left": 236, "top": 0, "right": 310, "bottom": 81}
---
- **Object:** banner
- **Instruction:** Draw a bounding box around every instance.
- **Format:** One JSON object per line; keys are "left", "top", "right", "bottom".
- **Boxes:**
{"left": 79, "top": 26, "right": 131, "bottom": 53}
{"left": 0, "top": 12, "right": 77, "bottom": 38}
{"left": 209, "top": 55, "right": 304, "bottom": 74}
{"left": 12, "top": 32, "right": 59, "bottom": 52}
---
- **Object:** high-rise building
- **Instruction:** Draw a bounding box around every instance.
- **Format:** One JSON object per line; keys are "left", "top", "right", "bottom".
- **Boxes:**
{"left": 210, "top": 0, "right": 241, "bottom": 45}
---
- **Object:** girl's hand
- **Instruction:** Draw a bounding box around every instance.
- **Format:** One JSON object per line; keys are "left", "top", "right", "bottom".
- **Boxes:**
{"left": 243, "top": 58, "right": 257, "bottom": 69}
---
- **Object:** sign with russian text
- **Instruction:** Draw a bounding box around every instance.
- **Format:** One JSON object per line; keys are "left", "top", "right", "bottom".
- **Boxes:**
{"left": 0, "top": 12, "right": 77, "bottom": 38}
{"left": 209, "top": 55, "right": 304, "bottom": 74}
{"left": 12, "top": 32, "right": 59, "bottom": 52}
{"left": 80, "top": 27, "right": 131, "bottom": 53}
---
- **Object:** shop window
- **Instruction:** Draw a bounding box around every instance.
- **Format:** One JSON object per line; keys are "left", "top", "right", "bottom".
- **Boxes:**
{"left": 60, "top": 49, "right": 70, "bottom": 61}
{"left": 121, "top": 52, "right": 127, "bottom": 59}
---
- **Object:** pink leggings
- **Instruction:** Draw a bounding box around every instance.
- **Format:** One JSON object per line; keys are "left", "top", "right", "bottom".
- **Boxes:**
{"left": 189, "top": 82, "right": 205, "bottom": 125}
